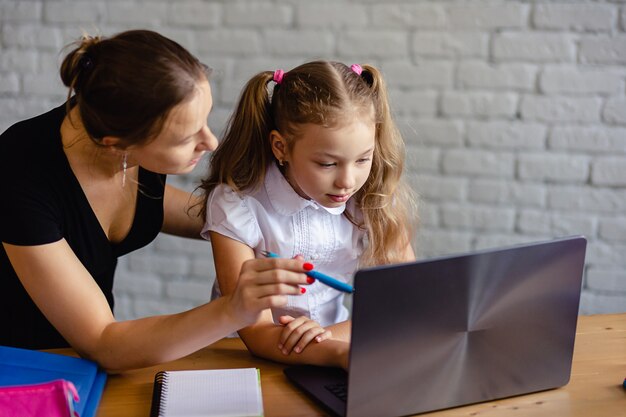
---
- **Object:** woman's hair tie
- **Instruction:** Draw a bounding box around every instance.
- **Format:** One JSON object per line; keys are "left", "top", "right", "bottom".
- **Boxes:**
{"left": 273, "top": 69, "right": 285, "bottom": 84}
{"left": 350, "top": 64, "right": 363, "bottom": 75}
{"left": 80, "top": 54, "right": 94, "bottom": 70}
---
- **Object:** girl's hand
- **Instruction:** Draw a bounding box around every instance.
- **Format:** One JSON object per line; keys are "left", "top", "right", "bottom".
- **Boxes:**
{"left": 226, "top": 258, "right": 310, "bottom": 327}
{"left": 277, "top": 315, "right": 333, "bottom": 355}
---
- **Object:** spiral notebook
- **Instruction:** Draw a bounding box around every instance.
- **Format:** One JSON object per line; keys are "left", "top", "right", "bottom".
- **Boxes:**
{"left": 150, "top": 368, "right": 264, "bottom": 417}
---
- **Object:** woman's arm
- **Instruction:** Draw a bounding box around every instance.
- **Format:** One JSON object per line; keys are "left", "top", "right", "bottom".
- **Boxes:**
{"left": 209, "top": 232, "right": 350, "bottom": 368}
{"left": 161, "top": 185, "right": 205, "bottom": 239}
{"left": 3, "top": 240, "right": 310, "bottom": 372}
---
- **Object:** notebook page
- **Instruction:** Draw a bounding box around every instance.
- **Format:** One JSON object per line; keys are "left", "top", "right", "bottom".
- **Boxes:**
{"left": 161, "top": 368, "right": 263, "bottom": 417}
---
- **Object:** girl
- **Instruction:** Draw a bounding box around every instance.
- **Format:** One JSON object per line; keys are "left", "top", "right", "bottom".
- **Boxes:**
{"left": 199, "top": 61, "right": 417, "bottom": 367}
{"left": 0, "top": 30, "right": 312, "bottom": 372}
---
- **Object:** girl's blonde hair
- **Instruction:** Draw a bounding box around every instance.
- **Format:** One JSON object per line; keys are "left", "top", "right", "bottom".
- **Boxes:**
{"left": 199, "top": 61, "right": 417, "bottom": 266}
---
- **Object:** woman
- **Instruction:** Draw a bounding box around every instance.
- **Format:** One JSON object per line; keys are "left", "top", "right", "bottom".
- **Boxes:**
{"left": 0, "top": 29, "right": 311, "bottom": 372}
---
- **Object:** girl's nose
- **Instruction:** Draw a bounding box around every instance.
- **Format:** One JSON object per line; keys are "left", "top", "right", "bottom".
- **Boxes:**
{"left": 335, "top": 167, "right": 355, "bottom": 190}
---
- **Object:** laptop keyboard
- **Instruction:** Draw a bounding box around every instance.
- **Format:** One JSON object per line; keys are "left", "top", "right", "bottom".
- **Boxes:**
{"left": 324, "top": 382, "right": 348, "bottom": 402}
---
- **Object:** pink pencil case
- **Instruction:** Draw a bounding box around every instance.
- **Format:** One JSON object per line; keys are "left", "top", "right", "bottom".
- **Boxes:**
{"left": 0, "top": 379, "right": 79, "bottom": 417}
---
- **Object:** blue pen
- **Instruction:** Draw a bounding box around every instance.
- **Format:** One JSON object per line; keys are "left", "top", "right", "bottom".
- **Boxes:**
{"left": 262, "top": 251, "right": 354, "bottom": 293}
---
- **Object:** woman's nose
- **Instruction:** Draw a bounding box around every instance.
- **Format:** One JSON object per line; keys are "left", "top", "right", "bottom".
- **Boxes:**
{"left": 198, "top": 125, "right": 218, "bottom": 151}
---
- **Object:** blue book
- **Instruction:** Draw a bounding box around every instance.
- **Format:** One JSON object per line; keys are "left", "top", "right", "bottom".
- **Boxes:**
{"left": 0, "top": 345, "right": 106, "bottom": 417}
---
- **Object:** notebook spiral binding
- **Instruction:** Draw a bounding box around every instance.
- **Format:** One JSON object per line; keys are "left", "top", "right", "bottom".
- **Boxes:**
{"left": 150, "top": 371, "right": 169, "bottom": 417}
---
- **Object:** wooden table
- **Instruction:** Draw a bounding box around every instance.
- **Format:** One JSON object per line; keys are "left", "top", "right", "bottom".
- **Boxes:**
{"left": 83, "top": 313, "right": 625, "bottom": 417}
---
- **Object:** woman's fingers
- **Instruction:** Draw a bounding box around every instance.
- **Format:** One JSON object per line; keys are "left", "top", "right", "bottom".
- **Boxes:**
{"left": 229, "top": 258, "right": 312, "bottom": 325}
{"left": 240, "top": 259, "right": 312, "bottom": 300}
{"left": 242, "top": 257, "right": 308, "bottom": 275}
{"left": 240, "top": 259, "right": 310, "bottom": 287}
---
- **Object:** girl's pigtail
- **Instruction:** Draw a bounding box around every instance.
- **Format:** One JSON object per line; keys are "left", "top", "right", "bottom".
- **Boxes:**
{"left": 199, "top": 71, "right": 275, "bottom": 219}
{"left": 358, "top": 64, "right": 418, "bottom": 266}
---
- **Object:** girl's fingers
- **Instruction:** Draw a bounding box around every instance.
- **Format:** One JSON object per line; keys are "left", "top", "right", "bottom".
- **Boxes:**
{"left": 315, "top": 329, "right": 332, "bottom": 343}
{"left": 290, "top": 327, "right": 328, "bottom": 354}
{"left": 295, "top": 327, "right": 331, "bottom": 353}
{"left": 281, "top": 320, "right": 323, "bottom": 354}
{"left": 280, "top": 319, "right": 313, "bottom": 352}
{"left": 278, "top": 316, "right": 308, "bottom": 346}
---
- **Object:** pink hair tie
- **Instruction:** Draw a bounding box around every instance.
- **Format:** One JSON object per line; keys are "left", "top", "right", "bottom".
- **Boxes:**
{"left": 350, "top": 64, "right": 363, "bottom": 75}
{"left": 273, "top": 69, "right": 285, "bottom": 84}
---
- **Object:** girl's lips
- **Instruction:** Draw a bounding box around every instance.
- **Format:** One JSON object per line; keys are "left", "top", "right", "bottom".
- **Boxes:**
{"left": 328, "top": 194, "right": 350, "bottom": 203}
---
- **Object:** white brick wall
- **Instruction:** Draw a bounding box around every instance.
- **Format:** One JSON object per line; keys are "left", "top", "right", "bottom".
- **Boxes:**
{"left": 0, "top": 0, "right": 624, "bottom": 317}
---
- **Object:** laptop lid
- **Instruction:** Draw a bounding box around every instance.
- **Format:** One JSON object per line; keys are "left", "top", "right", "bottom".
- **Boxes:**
{"left": 346, "top": 236, "right": 586, "bottom": 417}
{"left": 285, "top": 236, "right": 587, "bottom": 417}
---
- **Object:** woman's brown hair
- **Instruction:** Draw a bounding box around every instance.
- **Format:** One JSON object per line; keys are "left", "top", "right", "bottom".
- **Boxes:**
{"left": 199, "top": 61, "right": 417, "bottom": 266}
{"left": 60, "top": 29, "right": 209, "bottom": 147}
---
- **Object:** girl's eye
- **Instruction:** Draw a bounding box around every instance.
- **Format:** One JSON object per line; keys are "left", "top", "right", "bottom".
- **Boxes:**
{"left": 357, "top": 158, "right": 371, "bottom": 164}
{"left": 318, "top": 162, "right": 336, "bottom": 168}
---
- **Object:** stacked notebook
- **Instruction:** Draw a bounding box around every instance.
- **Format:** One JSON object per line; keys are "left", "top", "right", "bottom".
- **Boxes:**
{"left": 0, "top": 345, "right": 107, "bottom": 417}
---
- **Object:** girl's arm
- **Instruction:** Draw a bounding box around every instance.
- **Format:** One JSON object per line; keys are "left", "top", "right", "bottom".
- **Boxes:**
{"left": 3, "top": 240, "right": 310, "bottom": 372}
{"left": 210, "top": 231, "right": 350, "bottom": 368}
{"left": 161, "top": 185, "right": 205, "bottom": 239}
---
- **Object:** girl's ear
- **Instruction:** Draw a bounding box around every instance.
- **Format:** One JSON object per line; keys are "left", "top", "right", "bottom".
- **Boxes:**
{"left": 270, "top": 130, "right": 288, "bottom": 163}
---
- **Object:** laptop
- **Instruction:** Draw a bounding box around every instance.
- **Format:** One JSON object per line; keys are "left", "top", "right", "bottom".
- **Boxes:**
{"left": 284, "top": 236, "right": 587, "bottom": 417}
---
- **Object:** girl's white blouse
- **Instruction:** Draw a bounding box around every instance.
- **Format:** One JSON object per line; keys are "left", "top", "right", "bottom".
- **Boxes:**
{"left": 201, "top": 163, "right": 366, "bottom": 327}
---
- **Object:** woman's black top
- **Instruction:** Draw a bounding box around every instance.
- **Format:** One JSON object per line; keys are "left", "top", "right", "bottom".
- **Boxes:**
{"left": 0, "top": 103, "right": 166, "bottom": 349}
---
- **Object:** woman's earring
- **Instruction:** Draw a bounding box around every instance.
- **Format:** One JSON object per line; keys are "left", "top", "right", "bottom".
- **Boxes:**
{"left": 122, "top": 152, "right": 128, "bottom": 187}
{"left": 278, "top": 159, "right": 284, "bottom": 167}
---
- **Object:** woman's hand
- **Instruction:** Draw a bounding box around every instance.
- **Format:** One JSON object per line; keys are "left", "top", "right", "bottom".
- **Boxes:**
{"left": 277, "top": 315, "right": 332, "bottom": 355}
{"left": 225, "top": 257, "right": 310, "bottom": 327}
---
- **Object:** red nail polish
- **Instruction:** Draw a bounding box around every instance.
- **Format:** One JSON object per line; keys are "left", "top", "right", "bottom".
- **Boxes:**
{"left": 303, "top": 262, "right": 314, "bottom": 271}
{"left": 300, "top": 287, "right": 306, "bottom": 294}
{"left": 306, "top": 277, "right": 315, "bottom": 284}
